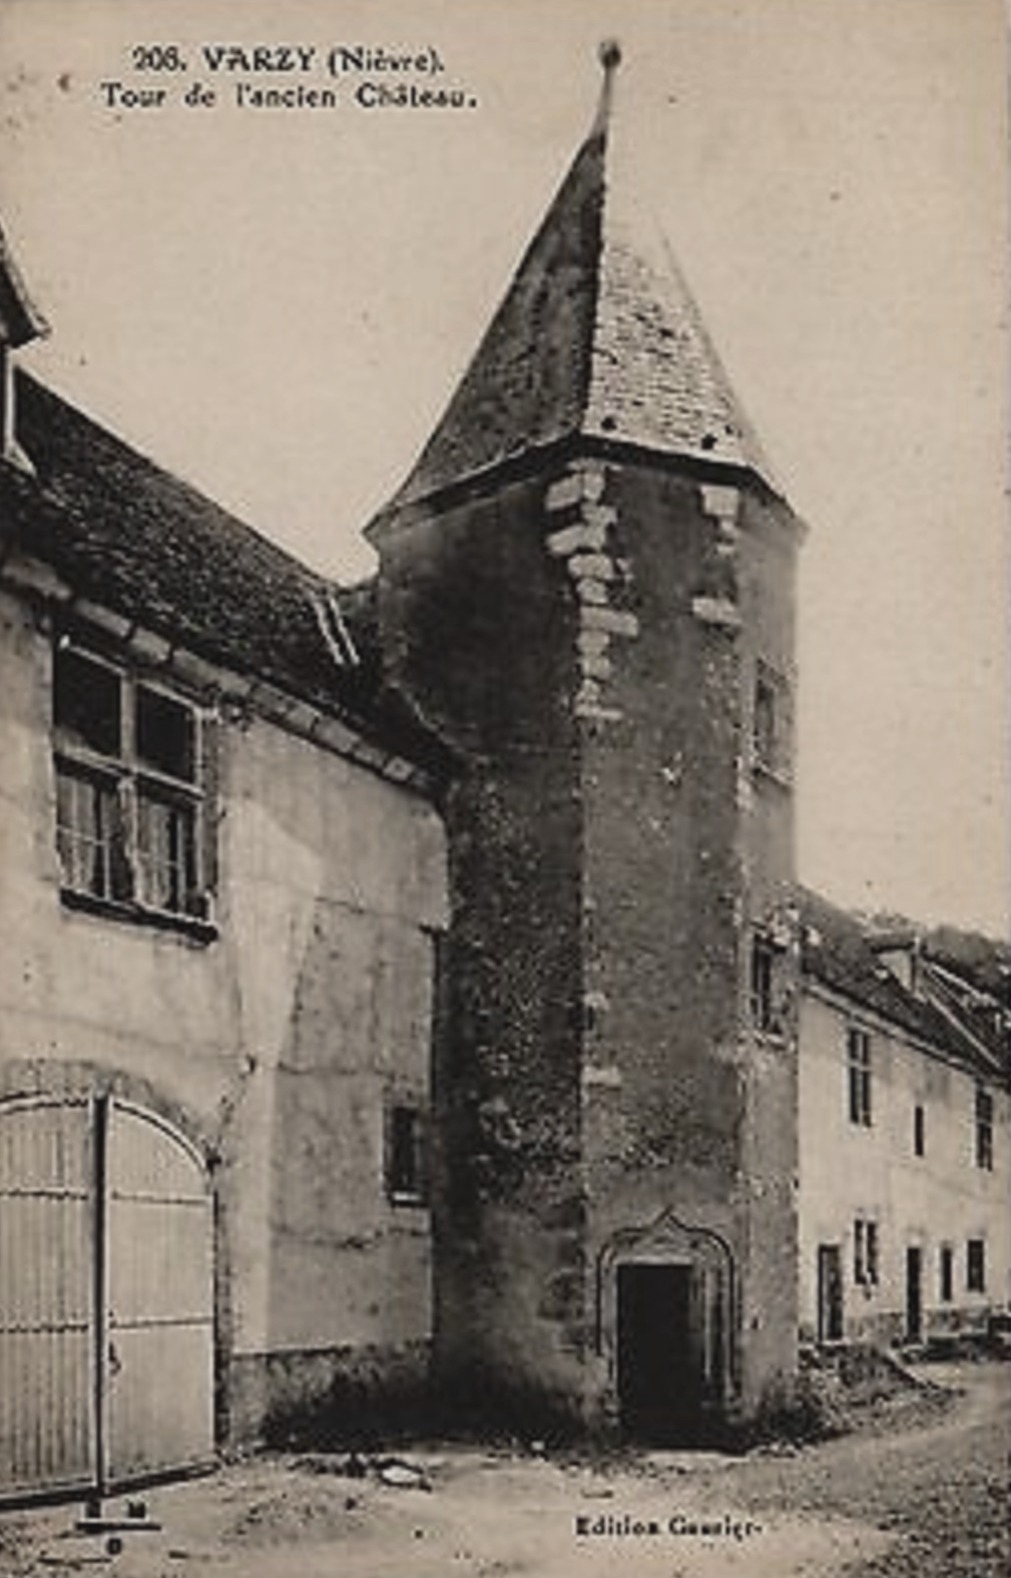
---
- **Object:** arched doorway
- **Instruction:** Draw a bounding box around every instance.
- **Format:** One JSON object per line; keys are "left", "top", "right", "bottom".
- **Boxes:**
{"left": 597, "top": 1209, "right": 736, "bottom": 1444}
{"left": 0, "top": 1092, "right": 214, "bottom": 1500}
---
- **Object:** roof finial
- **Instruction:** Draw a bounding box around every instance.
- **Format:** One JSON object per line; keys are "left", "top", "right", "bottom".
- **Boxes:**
{"left": 592, "top": 38, "right": 621, "bottom": 134}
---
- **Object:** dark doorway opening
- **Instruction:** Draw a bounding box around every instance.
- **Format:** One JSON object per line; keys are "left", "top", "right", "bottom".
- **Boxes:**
{"left": 817, "top": 1245, "right": 843, "bottom": 1341}
{"left": 905, "top": 1247, "right": 923, "bottom": 1343}
{"left": 616, "top": 1263, "right": 700, "bottom": 1443}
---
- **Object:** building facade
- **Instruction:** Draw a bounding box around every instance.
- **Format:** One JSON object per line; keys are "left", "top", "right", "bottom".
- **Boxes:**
{"left": 798, "top": 891, "right": 1009, "bottom": 1350}
{"left": 0, "top": 362, "right": 448, "bottom": 1497}
{"left": 0, "top": 50, "right": 1007, "bottom": 1500}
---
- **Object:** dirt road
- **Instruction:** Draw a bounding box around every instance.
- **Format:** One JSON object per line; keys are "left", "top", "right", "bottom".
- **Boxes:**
{"left": 2, "top": 1361, "right": 1007, "bottom": 1578}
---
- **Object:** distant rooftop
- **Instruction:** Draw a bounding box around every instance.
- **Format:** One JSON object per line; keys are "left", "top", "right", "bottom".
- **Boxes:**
{"left": 800, "top": 887, "right": 1009, "bottom": 1082}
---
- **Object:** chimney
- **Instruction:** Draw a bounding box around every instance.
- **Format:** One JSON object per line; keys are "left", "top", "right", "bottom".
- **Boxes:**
{"left": 871, "top": 934, "right": 922, "bottom": 996}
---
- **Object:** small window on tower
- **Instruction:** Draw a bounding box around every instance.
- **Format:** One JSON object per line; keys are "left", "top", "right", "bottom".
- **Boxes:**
{"left": 750, "top": 933, "right": 786, "bottom": 1037}
{"left": 752, "top": 662, "right": 792, "bottom": 782}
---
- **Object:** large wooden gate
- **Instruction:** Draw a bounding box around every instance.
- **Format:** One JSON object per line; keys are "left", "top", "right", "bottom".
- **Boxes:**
{"left": 0, "top": 1097, "right": 95, "bottom": 1497}
{"left": 0, "top": 1094, "right": 214, "bottom": 1501}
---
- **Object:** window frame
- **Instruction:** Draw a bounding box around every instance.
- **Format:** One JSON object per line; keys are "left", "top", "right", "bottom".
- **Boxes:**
{"left": 975, "top": 1085, "right": 994, "bottom": 1172}
{"left": 966, "top": 1238, "right": 986, "bottom": 1294}
{"left": 847, "top": 1025, "right": 873, "bottom": 1127}
{"left": 386, "top": 1102, "right": 428, "bottom": 1207}
{"left": 913, "top": 1103, "right": 925, "bottom": 1158}
{"left": 853, "top": 1217, "right": 879, "bottom": 1288}
{"left": 752, "top": 660, "right": 793, "bottom": 784}
{"left": 53, "top": 639, "right": 213, "bottom": 932}
{"left": 939, "top": 1244, "right": 954, "bottom": 1304}
{"left": 749, "top": 931, "right": 787, "bottom": 1038}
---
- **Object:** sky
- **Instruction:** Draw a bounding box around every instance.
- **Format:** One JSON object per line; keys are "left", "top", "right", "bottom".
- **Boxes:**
{"left": 1, "top": 0, "right": 1007, "bottom": 935}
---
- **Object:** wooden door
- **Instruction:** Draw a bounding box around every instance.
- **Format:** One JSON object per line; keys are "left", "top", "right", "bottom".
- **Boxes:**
{"left": 0, "top": 1094, "right": 214, "bottom": 1500}
{"left": 104, "top": 1101, "right": 214, "bottom": 1486}
{"left": 905, "top": 1247, "right": 923, "bottom": 1343}
{"left": 817, "top": 1244, "right": 843, "bottom": 1341}
{"left": 0, "top": 1097, "right": 96, "bottom": 1498}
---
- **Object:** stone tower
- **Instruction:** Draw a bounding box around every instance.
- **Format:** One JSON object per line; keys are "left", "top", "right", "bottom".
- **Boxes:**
{"left": 366, "top": 45, "right": 804, "bottom": 1439}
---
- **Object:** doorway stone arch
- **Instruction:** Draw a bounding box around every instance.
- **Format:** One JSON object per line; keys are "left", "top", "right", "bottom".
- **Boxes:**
{"left": 596, "top": 1208, "right": 737, "bottom": 1441}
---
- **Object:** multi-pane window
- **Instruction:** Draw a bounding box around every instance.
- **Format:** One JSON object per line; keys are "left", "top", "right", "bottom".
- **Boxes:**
{"left": 847, "top": 1027, "right": 872, "bottom": 1126}
{"left": 939, "top": 1245, "right": 954, "bottom": 1303}
{"left": 966, "top": 1238, "right": 986, "bottom": 1294}
{"left": 387, "top": 1104, "right": 426, "bottom": 1204}
{"left": 854, "top": 1218, "right": 879, "bottom": 1287}
{"left": 752, "top": 663, "right": 792, "bottom": 781}
{"left": 913, "top": 1104, "right": 925, "bottom": 1157}
{"left": 54, "top": 643, "right": 208, "bottom": 922}
{"left": 975, "top": 1086, "right": 994, "bottom": 1172}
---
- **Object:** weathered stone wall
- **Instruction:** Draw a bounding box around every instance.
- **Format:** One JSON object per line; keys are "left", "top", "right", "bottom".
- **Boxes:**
{"left": 0, "top": 583, "right": 447, "bottom": 1444}
{"left": 554, "top": 458, "right": 800, "bottom": 1424}
{"left": 376, "top": 477, "right": 590, "bottom": 1420}
{"left": 732, "top": 485, "right": 802, "bottom": 1412}
{"left": 374, "top": 450, "right": 801, "bottom": 1432}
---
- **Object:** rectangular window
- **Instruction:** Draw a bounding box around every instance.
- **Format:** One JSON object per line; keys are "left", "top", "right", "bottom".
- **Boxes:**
{"left": 854, "top": 1218, "right": 879, "bottom": 1286}
{"left": 753, "top": 662, "right": 792, "bottom": 781}
{"left": 913, "top": 1104, "right": 925, "bottom": 1157}
{"left": 53, "top": 642, "right": 209, "bottom": 924}
{"left": 967, "top": 1238, "right": 986, "bottom": 1294}
{"left": 847, "top": 1027, "right": 872, "bottom": 1126}
{"left": 53, "top": 645, "right": 122, "bottom": 756}
{"left": 387, "top": 1105, "right": 426, "bottom": 1204}
{"left": 135, "top": 789, "right": 197, "bottom": 913}
{"left": 55, "top": 762, "right": 129, "bottom": 902}
{"left": 975, "top": 1086, "right": 994, "bottom": 1171}
{"left": 939, "top": 1245, "right": 954, "bottom": 1303}
{"left": 750, "top": 936, "right": 774, "bottom": 1032}
{"left": 750, "top": 933, "right": 787, "bottom": 1037}
{"left": 135, "top": 683, "right": 196, "bottom": 782}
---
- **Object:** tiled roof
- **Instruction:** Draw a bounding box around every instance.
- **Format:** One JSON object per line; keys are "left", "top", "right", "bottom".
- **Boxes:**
{"left": 379, "top": 53, "right": 773, "bottom": 518}
{"left": 0, "top": 372, "right": 446, "bottom": 775}
{"left": 799, "top": 887, "right": 1008, "bottom": 1081}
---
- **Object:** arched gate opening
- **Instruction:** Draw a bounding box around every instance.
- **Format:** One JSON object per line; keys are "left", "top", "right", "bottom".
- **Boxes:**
{"left": 0, "top": 1093, "right": 214, "bottom": 1500}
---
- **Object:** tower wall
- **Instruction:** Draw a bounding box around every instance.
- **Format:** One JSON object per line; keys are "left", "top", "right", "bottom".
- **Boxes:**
{"left": 374, "top": 452, "right": 801, "bottom": 1433}
{"left": 539, "top": 456, "right": 800, "bottom": 1427}
{"left": 376, "top": 474, "right": 592, "bottom": 1423}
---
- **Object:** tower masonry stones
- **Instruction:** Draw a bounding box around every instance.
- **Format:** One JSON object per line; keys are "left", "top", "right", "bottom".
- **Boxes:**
{"left": 367, "top": 46, "right": 804, "bottom": 1438}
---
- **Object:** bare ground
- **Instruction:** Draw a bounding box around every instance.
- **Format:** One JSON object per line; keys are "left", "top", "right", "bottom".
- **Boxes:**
{"left": 1, "top": 1360, "right": 1007, "bottom": 1578}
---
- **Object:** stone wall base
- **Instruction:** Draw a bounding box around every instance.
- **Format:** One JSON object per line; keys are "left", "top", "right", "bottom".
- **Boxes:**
{"left": 226, "top": 1341, "right": 432, "bottom": 1449}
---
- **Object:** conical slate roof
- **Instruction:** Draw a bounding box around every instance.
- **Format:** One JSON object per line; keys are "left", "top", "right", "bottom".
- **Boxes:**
{"left": 383, "top": 44, "right": 773, "bottom": 515}
{"left": 0, "top": 224, "right": 48, "bottom": 349}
